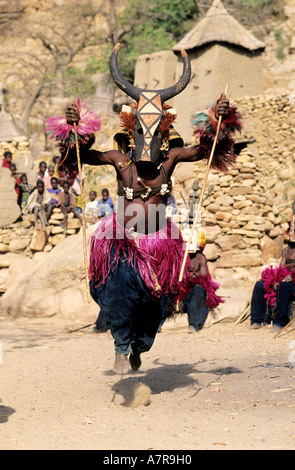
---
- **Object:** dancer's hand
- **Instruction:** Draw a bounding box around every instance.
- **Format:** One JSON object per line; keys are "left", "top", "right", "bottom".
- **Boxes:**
{"left": 65, "top": 103, "right": 80, "bottom": 125}
{"left": 215, "top": 94, "right": 229, "bottom": 120}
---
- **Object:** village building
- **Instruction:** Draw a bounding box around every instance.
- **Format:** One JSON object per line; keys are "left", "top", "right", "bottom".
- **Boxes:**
{"left": 134, "top": 0, "right": 266, "bottom": 143}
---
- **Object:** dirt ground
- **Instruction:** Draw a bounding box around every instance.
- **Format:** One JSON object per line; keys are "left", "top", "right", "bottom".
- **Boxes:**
{"left": 0, "top": 314, "right": 295, "bottom": 451}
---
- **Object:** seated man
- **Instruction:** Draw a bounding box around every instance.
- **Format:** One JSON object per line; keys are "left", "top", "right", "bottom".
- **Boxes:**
{"left": 46, "top": 177, "right": 61, "bottom": 221}
{"left": 250, "top": 215, "right": 295, "bottom": 333}
{"left": 24, "top": 179, "right": 51, "bottom": 230}
{"left": 97, "top": 188, "right": 115, "bottom": 218}
{"left": 183, "top": 233, "right": 210, "bottom": 333}
{"left": 85, "top": 190, "right": 100, "bottom": 220}
{"left": 57, "top": 180, "right": 83, "bottom": 234}
{"left": 159, "top": 231, "right": 223, "bottom": 333}
{"left": 182, "top": 231, "right": 223, "bottom": 332}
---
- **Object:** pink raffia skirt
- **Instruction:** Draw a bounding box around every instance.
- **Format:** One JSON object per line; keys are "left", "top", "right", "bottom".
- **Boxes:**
{"left": 88, "top": 214, "right": 190, "bottom": 298}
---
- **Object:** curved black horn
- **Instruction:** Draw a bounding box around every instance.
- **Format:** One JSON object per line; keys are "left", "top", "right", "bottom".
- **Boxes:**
{"left": 159, "top": 50, "right": 191, "bottom": 103}
{"left": 109, "top": 43, "right": 141, "bottom": 102}
{"left": 109, "top": 44, "right": 191, "bottom": 103}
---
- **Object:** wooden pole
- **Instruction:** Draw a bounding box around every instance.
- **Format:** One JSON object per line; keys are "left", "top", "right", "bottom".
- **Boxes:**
{"left": 274, "top": 316, "right": 295, "bottom": 338}
{"left": 179, "top": 85, "right": 228, "bottom": 283}
{"left": 74, "top": 123, "right": 91, "bottom": 303}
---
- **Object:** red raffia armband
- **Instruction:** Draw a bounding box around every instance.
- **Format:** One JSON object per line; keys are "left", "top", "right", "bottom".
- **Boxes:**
{"left": 192, "top": 104, "right": 242, "bottom": 172}
{"left": 45, "top": 98, "right": 101, "bottom": 182}
{"left": 45, "top": 98, "right": 101, "bottom": 149}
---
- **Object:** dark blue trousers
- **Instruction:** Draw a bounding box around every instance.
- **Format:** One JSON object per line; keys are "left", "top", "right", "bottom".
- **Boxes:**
{"left": 251, "top": 279, "right": 295, "bottom": 327}
{"left": 90, "top": 251, "right": 163, "bottom": 355}
{"left": 183, "top": 284, "right": 209, "bottom": 331}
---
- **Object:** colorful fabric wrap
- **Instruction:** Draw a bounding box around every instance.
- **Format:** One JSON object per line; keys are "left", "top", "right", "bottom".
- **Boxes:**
{"left": 192, "top": 104, "right": 242, "bottom": 172}
{"left": 260, "top": 265, "right": 295, "bottom": 307}
{"left": 88, "top": 214, "right": 191, "bottom": 300}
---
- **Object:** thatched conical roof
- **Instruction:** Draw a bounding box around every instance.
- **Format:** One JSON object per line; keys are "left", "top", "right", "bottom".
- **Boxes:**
{"left": 173, "top": 0, "right": 265, "bottom": 52}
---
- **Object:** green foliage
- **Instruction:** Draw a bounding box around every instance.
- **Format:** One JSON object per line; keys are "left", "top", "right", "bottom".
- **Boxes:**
{"left": 84, "top": 45, "right": 113, "bottom": 75}
{"left": 64, "top": 45, "right": 114, "bottom": 97}
{"left": 117, "top": 0, "right": 198, "bottom": 80}
{"left": 274, "top": 28, "right": 286, "bottom": 60}
{"left": 235, "top": 0, "right": 273, "bottom": 6}
{"left": 64, "top": 66, "right": 97, "bottom": 96}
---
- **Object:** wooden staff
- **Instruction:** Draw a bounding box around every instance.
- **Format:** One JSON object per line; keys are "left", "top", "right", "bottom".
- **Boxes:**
{"left": 179, "top": 84, "right": 228, "bottom": 283}
{"left": 274, "top": 316, "right": 295, "bottom": 338}
{"left": 74, "top": 123, "right": 91, "bottom": 303}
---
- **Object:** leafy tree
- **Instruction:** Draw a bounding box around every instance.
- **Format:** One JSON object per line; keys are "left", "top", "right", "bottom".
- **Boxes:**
{"left": 116, "top": 0, "right": 198, "bottom": 80}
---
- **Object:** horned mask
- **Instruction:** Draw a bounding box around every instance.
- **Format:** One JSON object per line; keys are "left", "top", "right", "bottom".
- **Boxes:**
{"left": 110, "top": 43, "right": 191, "bottom": 166}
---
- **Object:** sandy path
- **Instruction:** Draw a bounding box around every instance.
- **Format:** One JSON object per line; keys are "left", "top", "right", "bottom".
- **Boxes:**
{"left": 0, "top": 315, "right": 295, "bottom": 450}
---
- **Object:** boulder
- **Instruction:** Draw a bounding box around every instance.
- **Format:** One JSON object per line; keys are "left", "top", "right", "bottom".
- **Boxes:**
{"left": 215, "top": 234, "right": 241, "bottom": 251}
{"left": 0, "top": 252, "right": 26, "bottom": 268}
{"left": 30, "top": 230, "right": 47, "bottom": 252}
{"left": 0, "top": 230, "right": 98, "bottom": 321}
{"left": 203, "top": 243, "right": 219, "bottom": 261}
{"left": 0, "top": 166, "right": 21, "bottom": 226}
{"left": 203, "top": 225, "right": 221, "bottom": 243}
{"left": 9, "top": 238, "right": 30, "bottom": 253}
{"left": 204, "top": 288, "right": 250, "bottom": 327}
{"left": 0, "top": 243, "right": 9, "bottom": 253}
{"left": 260, "top": 234, "right": 284, "bottom": 262}
{"left": 217, "top": 249, "right": 262, "bottom": 268}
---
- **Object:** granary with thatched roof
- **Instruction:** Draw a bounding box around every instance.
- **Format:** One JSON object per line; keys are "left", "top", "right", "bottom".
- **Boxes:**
{"left": 134, "top": 0, "right": 266, "bottom": 143}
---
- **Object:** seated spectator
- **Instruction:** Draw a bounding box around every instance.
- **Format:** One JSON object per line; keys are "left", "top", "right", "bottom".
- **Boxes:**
{"left": 9, "top": 163, "right": 20, "bottom": 196}
{"left": 85, "top": 190, "right": 99, "bottom": 220}
{"left": 97, "top": 188, "right": 115, "bottom": 217}
{"left": 37, "top": 161, "right": 47, "bottom": 181}
{"left": 52, "top": 155, "right": 60, "bottom": 177}
{"left": 250, "top": 216, "right": 295, "bottom": 333}
{"left": 3, "top": 151, "right": 12, "bottom": 168}
{"left": 183, "top": 236, "right": 211, "bottom": 333}
{"left": 57, "top": 180, "right": 83, "bottom": 235}
{"left": 43, "top": 166, "right": 55, "bottom": 189}
{"left": 71, "top": 173, "right": 85, "bottom": 214}
{"left": 159, "top": 231, "right": 223, "bottom": 333}
{"left": 18, "top": 174, "right": 34, "bottom": 213}
{"left": 46, "top": 177, "right": 61, "bottom": 221}
{"left": 52, "top": 155, "right": 69, "bottom": 187}
{"left": 23, "top": 179, "right": 51, "bottom": 231}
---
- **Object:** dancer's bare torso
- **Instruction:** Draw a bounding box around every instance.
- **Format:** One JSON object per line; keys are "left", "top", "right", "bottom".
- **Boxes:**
{"left": 66, "top": 98, "right": 230, "bottom": 233}
{"left": 80, "top": 145, "right": 203, "bottom": 234}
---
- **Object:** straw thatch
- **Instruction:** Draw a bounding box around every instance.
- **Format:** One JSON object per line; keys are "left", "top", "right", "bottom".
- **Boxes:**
{"left": 173, "top": 0, "right": 265, "bottom": 52}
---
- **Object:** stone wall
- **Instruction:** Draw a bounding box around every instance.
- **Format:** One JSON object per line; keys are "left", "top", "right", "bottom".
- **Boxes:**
{"left": 174, "top": 91, "right": 295, "bottom": 286}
